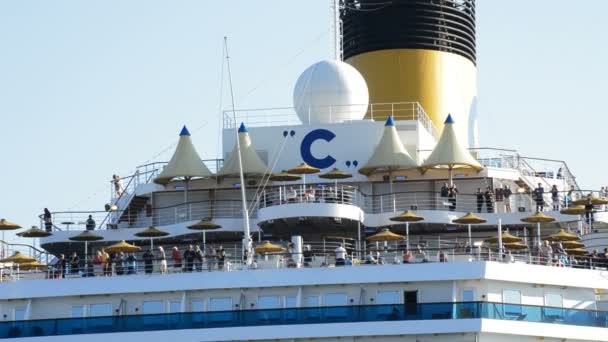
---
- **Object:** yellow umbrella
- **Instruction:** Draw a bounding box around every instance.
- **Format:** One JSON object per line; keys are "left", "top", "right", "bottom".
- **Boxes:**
{"left": 269, "top": 171, "right": 301, "bottom": 182}
{"left": 453, "top": 213, "right": 487, "bottom": 248}
{"left": 561, "top": 240, "right": 584, "bottom": 249}
{"left": 105, "top": 240, "right": 141, "bottom": 253}
{"left": 69, "top": 231, "right": 104, "bottom": 264}
{"left": 366, "top": 228, "right": 405, "bottom": 241}
{"left": 318, "top": 168, "right": 352, "bottom": 180}
{"left": 254, "top": 241, "right": 285, "bottom": 254}
{"left": 288, "top": 163, "right": 321, "bottom": 175}
{"left": 1, "top": 251, "right": 36, "bottom": 264}
{"left": 17, "top": 226, "right": 52, "bottom": 238}
{"left": 187, "top": 220, "right": 222, "bottom": 250}
{"left": 485, "top": 232, "right": 522, "bottom": 244}
{"left": 521, "top": 212, "right": 555, "bottom": 247}
{"left": 565, "top": 248, "right": 588, "bottom": 256}
{"left": 503, "top": 242, "right": 528, "bottom": 250}
{"left": 16, "top": 260, "right": 48, "bottom": 271}
{"left": 0, "top": 219, "right": 21, "bottom": 258}
{"left": 560, "top": 206, "right": 586, "bottom": 215}
{"left": 571, "top": 196, "right": 608, "bottom": 206}
{"left": 389, "top": 211, "right": 423, "bottom": 249}
{"left": 547, "top": 229, "right": 580, "bottom": 242}
{"left": 135, "top": 226, "right": 169, "bottom": 250}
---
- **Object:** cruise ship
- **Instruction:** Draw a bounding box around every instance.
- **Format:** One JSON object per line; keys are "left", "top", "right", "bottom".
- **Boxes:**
{"left": 1, "top": 1, "right": 608, "bottom": 341}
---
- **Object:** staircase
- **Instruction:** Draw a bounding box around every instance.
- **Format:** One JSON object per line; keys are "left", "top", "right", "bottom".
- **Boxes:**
{"left": 117, "top": 195, "right": 149, "bottom": 226}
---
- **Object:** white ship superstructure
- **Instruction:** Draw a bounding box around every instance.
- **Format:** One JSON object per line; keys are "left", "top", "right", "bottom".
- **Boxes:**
{"left": 1, "top": 1, "right": 608, "bottom": 341}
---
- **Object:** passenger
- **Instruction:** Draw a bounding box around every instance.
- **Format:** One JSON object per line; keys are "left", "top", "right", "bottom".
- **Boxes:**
{"left": 217, "top": 246, "right": 226, "bottom": 270}
{"left": 494, "top": 186, "right": 504, "bottom": 213}
{"left": 193, "top": 245, "right": 204, "bottom": 271}
{"left": 114, "top": 252, "right": 125, "bottom": 275}
{"left": 69, "top": 252, "right": 80, "bottom": 276}
{"left": 551, "top": 185, "right": 560, "bottom": 211}
{"left": 484, "top": 187, "right": 494, "bottom": 213}
{"left": 539, "top": 240, "right": 553, "bottom": 265}
{"left": 305, "top": 186, "right": 316, "bottom": 202}
{"left": 206, "top": 246, "right": 217, "bottom": 271}
{"left": 43, "top": 208, "right": 53, "bottom": 232}
{"left": 56, "top": 253, "right": 67, "bottom": 278}
{"left": 448, "top": 184, "right": 458, "bottom": 211}
{"left": 503, "top": 185, "right": 513, "bottom": 213}
{"left": 303, "top": 245, "right": 313, "bottom": 267}
{"left": 85, "top": 215, "right": 96, "bottom": 231}
{"left": 183, "top": 245, "right": 195, "bottom": 272}
{"left": 552, "top": 242, "right": 567, "bottom": 267}
{"left": 564, "top": 190, "right": 573, "bottom": 208}
{"left": 286, "top": 186, "right": 297, "bottom": 203}
{"left": 534, "top": 183, "right": 545, "bottom": 212}
{"left": 438, "top": 250, "right": 448, "bottom": 263}
{"left": 127, "top": 253, "right": 137, "bottom": 274}
{"left": 440, "top": 183, "right": 449, "bottom": 198}
{"left": 364, "top": 253, "right": 377, "bottom": 264}
{"left": 172, "top": 246, "right": 182, "bottom": 272}
{"left": 476, "top": 188, "right": 484, "bottom": 213}
{"left": 92, "top": 250, "right": 103, "bottom": 276}
{"left": 335, "top": 244, "right": 347, "bottom": 266}
{"left": 402, "top": 249, "right": 413, "bottom": 264}
{"left": 157, "top": 246, "right": 168, "bottom": 274}
{"left": 113, "top": 174, "right": 125, "bottom": 197}
{"left": 416, "top": 246, "right": 428, "bottom": 263}
{"left": 143, "top": 249, "right": 154, "bottom": 274}
{"left": 100, "top": 248, "right": 110, "bottom": 276}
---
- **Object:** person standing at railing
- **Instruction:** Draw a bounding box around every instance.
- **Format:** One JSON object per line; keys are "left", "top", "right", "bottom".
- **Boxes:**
{"left": 448, "top": 184, "right": 458, "bottom": 211}
{"left": 43, "top": 208, "right": 52, "bottom": 232}
{"left": 539, "top": 240, "right": 552, "bottom": 266}
{"left": 551, "top": 185, "right": 560, "bottom": 211}
{"left": 484, "top": 187, "right": 494, "bottom": 213}
{"left": 335, "top": 244, "right": 346, "bottom": 266}
{"left": 69, "top": 252, "right": 80, "bottom": 276}
{"left": 127, "top": 253, "right": 137, "bottom": 274}
{"left": 206, "top": 247, "right": 217, "bottom": 271}
{"left": 112, "top": 174, "right": 125, "bottom": 197}
{"left": 533, "top": 183, "right": 545, "bottom": 212}
{"left": 183, "top": 245, "right": 195, "bottom": 272}
{"left": 143, "top": 250, "right": 154, "bottom": 274}
{"left": 217, "top": 246, "right": 226, "bottom": 270}
{"left": 171, "top": 247, "right": 182, "bottom": 272}
{"left": 476, "top": 188, "right": 484, "bottom": 213}
{"left": 92, "top": 251, "right": 103, "bottom": 276}
{"left": 503, "top": 185, "right": 513, "bottom": 213}
{"left": 55, "top": 253, "right": 67, "bottom": 278}
{"left": 193, "top": 245, "right": 204, "bottom": 271}
{"left": 495, "top": 186, "right": 504, "bottom": 213}
{"left": 114, "top": 252, "right": 125, "bottom": 275}
{"left": 85, "top": 215, "right": 96, "bottom": 231}
{"left": 157, "top": 246, "right": 167, "bottom": 274}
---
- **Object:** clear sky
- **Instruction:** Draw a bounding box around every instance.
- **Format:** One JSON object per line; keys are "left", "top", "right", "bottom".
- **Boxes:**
{"left": 1, "top": 0, "right": 607, "bottom": 243}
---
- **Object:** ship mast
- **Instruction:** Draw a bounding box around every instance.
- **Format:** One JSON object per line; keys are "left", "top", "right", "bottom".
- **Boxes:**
{"left": 331, "top": 0, "right": 343, "bottom": 61}
{"left": 224, "top": 37, "right": 252, "bottom": 265}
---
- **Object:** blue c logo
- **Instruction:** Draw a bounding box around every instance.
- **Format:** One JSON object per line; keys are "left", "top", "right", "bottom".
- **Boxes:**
{"left": 300, "top": 129, "right": 336, "bottom": 169}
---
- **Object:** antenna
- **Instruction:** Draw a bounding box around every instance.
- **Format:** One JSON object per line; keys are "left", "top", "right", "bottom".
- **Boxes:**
{"left": 331, "top": 0, "right": 343, "bottom": 61}
{"left": 224, "top": 36, "right": 252, "bottom": 265}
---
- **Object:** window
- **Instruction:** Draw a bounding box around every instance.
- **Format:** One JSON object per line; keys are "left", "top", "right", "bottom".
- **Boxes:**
{"left": 191, "top": 300, "right": 205, "bottom": 324}
{"left": 284, "top": 296, "right": 298, "bottom": 320}
{"left": 257, "top": 296, "right": 281, "bottom": 321}
{"left": 305, "top": 296, "right": 320, "bottom": 318}
{"left": 71, "top": 306, "right": 85, "bottom": 318}
{"left": 208, "top": 297, "right": 233, "bottom": 322}
{"left": 462, "top": 290, "right": 475, "bottom": 302}
{"left": 169, "top": 301, "right": 181, "bottom": 313}
{"left": 502, "top": 290, "right": 522, "bottom": 317}
{"left": 89, "top": 303, "right": 112, "bottom": 317}
{"left": 324, "top": 293, "right": 348, "bottom": 318}
{"left": 376, "top": 291, "right": 400, "bottom": 304}
{"left": 142, "top": 301, "right": 164, "bottom": 314}
{"left": 14, "top": 308, "right": 25, "bottom": 321}
{"left": 306, "top": 296, "right": 319, "bottom": 307}
{"left": 460, "top": 290, "right": 476, "bottom": 318}
{"left": 544, "top": 293, "right": 563, "bottom": 321}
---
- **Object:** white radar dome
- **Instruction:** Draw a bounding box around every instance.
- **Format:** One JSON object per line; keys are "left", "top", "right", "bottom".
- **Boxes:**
{"left": 293, "top": 60, "right": 369, "bottom": 124}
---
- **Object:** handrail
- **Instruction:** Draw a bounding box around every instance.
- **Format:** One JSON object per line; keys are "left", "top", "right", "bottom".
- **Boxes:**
{"left": 101, "top": 170, "right": 139, "bottom": 228}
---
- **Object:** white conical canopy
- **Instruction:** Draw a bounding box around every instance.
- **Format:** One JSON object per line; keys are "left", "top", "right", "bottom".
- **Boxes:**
{"left": 218, "top": 123, "right": 268, "bottom": 177}
{"left": 359, "top": 116, "right": 418, "bottom": 175}
{"left": 421, "top": 115, "right": 482, "bottom": 172}
{"left": 154, "top": 126, "right": 212, "bottom": 185}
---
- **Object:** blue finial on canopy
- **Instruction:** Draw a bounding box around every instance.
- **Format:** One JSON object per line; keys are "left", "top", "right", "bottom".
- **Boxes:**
{"left": 180, "top": 125, "right": 191, "bottom": 136}
{"left": 384, "top": 115, "right": 395, "bottom": 126}
{"left": 444, "top": 114, "right": 455, "bottom": 124}
{"left": 238, "top": 122, "right": 248, "bottom": 133}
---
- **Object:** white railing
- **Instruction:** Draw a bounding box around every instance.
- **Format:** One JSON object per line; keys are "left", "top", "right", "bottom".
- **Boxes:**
{"left": 223, "top": 102, "right": 438, "bottom": 139}
{"left": 258, "top": 185, "right": 363, "bottom": 208}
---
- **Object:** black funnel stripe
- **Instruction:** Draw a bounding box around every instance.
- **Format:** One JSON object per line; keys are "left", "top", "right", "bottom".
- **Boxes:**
{"left": 341, "top": 0, "right": 476, "bottom": 64}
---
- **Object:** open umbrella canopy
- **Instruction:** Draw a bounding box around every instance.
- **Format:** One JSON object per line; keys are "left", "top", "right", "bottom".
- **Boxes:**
{"left": 571, "top": 196, "right": 608, "bottom": 206}
{"left": 269, "top": 171, "right": 302, "bottom": 182}
{"left": 452, "top": 212, "right": 487, "bottom": 224}
{"left": 560, "top": 205, "right": 586, "bottom": 215}
{"left": 520, "top": 212, "right": 556, "bottom": 223}
{"left": 547, "top": 229, "right": 580, "bottom": 242}
{"left": 389, "top": 211, "right": 424, "bottom": 223}
{"left": 503, "top": 242, "right": 529, "bottom": 250}
{"left": 16, "top": 260, "right": 48, "bottom": 271}
{"left": 1, "top": 251, "right": 36, "bottom": 264}
{"left": 135, "top": 226, "right": 169, "bottom": 238}
{"left": 561, "top": 240, "right": 585, "bottom": 249}
{"left": 566, "top": 248, "right": 588, "bottom": 256}
{"left": 0, "top": 219, "right": 21, "bottom": 231}
{"left": 187, "top": 220, "right": 222, "bottom": 231}
{"left": 17, "top": 226, "right": 52, "bottom": 238}
{"left": 367, "top": 228, "right": 405, "bottom": 241}
{"left": 485, "top": 232, "right": 522, "bottom": 244}
{"left": 105, "top": 240, "right": 142, "bottom": 253}
{"left": 254, "top": 241, "right": 285, "bottom": 254}
{"left": 69, "top": 231, "right": 104, "bottom": 242}
{"left": 318, "top": 168, "right": 352, "bottom": 180}
{"left": 288, "top": 162, "right": 321, "bottom": 175}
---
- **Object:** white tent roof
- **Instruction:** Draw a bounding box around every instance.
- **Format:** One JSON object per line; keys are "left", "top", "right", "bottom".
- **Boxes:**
{"left": 421, "top": 114, "right": 482, "bottom": 171}
{"left": 359, "top": 116, "right": 418, "bottom": 175}
{"left": 218, "top": 123, "right": 268, "bottom": 177}
{"left": 154, "top": 126, "right": 212, "bottom": 185}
